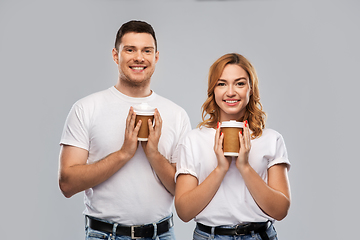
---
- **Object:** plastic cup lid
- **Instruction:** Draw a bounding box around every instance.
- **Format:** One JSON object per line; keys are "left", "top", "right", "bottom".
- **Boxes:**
{"left": 133, "top": 103, "right": 155, "bottom": 115}
{"left": 221, "top": 120, "right": 244, "bottom": 128}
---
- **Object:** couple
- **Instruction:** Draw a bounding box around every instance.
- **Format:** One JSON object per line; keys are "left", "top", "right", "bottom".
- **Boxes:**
{"left": 58, "top": 20, "right": 291, "bottom": 240}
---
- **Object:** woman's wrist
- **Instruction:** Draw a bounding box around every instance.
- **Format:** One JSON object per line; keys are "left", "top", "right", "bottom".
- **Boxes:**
{"left": 236, "top": 161, "right": 251, "bottom": 174}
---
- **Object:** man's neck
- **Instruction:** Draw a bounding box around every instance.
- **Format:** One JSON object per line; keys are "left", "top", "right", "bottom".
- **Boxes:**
{"left": 115, "top": 80, "right": 152, "bottom": 98}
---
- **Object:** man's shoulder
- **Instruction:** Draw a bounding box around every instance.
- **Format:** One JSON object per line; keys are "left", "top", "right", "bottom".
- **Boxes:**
{"left": 74, "top": 87, "right": 113, "bottom": 107}
{"left": 153, "top": 93, "right": 187, "bottom": 113}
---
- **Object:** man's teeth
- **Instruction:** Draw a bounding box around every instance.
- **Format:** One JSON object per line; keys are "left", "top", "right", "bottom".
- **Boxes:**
{"left": 225, "top": 100, "right": 239, "bottom": 103}
{"left": 132, "top": 67, "right": 145, "bottom": 70}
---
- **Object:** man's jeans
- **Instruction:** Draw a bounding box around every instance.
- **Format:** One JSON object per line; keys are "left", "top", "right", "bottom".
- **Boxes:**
{"left": 85, "top": 215, "right": 176, "bottom": 240}
{"left": 193, "top": 223, "right": 278, "bottom": 240}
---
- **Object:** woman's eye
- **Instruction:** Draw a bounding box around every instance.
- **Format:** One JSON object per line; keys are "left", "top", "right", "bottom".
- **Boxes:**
{"left": 217, "top": 82, "right": 225, "bottom": 86}
{"left": 237, "top": 82, "right": 245, "bottom": 86}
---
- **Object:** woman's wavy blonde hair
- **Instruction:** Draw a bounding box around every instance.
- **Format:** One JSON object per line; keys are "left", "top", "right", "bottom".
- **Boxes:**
{"left": 198, "top": 53, "right": 266, "bottom": 139}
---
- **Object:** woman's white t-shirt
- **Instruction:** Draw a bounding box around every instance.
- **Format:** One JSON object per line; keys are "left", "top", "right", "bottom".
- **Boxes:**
{"left": 174, "top": 127, "right": 290, "bottom": 226}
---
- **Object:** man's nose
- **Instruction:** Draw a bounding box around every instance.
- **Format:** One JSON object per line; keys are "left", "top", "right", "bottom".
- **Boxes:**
{"left": 134, "top": 50, "right": 144, "bottom": 62}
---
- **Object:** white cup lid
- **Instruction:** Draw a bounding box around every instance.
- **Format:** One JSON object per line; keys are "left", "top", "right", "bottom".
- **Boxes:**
{"left": 221, "top": 120, "right": 244, "bottom": 128}
{"left": 133, "top": 103, "right": 155, "bottom": 115}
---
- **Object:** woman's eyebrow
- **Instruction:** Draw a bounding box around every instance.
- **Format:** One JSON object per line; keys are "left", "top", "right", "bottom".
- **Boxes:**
{"left": 218, "top": 77, "right": 247, "bottom": 82}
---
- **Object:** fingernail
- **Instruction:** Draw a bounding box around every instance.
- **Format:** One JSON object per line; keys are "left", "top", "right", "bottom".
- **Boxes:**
{"left": 217, "top": 122, "right": 220, "bottom": 128}
{"left": 240, "top": 131, "right": 242, "bottom": 135}
{"left": 245, "top": 120, "right": 248, "bottom": 127}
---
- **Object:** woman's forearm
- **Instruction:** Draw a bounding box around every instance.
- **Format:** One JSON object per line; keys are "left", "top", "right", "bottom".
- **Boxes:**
{"left": 175, "top": 167, "right": 227, "bottom": 222}
{"left": 238, "top": 163, "right": 291, "bottom": 220}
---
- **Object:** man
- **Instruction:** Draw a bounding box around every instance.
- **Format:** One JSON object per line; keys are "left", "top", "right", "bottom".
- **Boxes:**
{"left": 58, "top": 20, "right": 191, "bottom": 240}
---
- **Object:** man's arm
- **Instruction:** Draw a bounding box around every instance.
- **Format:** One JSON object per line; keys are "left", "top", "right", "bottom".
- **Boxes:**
{"left": 143, "top": 150, "right": 177, "bottom": 195}
{"left": 58, "top": 107, "right": 141, "bottom": 198}
{"left": 141, "top": 109, "right": 177, "bottom": 195}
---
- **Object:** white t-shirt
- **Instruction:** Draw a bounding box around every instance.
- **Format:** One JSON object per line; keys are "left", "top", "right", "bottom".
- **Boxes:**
{"left": 174, "top": 127, "right": 290, "bottom": 226}
{"left": 60, "top": 86, "right": 191, "bottom": 225}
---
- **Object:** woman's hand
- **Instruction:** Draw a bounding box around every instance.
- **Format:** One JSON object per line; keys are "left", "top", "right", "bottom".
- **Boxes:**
{"left": 214, "top": 122, "right": 232, "bottom": 172}
{"left": 236, "top": 120, "right": 251, "bottom": 170}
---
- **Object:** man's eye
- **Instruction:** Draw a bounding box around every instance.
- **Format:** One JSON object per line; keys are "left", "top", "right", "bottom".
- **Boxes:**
{"left": 126, "top": 49, "right": 133, "bottom": 52}
{"left": 144, "top": 50, "right": 153, "bottom": 54}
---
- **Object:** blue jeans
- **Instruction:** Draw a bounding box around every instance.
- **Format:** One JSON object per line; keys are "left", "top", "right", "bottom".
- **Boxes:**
{"left": 193, "top": 223, "right": 278, "bottom": 240}
{"left": 85, "top": 215, "right": 176, "bottom": 240}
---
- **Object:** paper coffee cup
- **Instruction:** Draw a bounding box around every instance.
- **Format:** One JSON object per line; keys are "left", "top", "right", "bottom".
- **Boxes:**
{"left": 133, "top": 103, "right": 155, "bottom": 141}
{"left": 221, "top": 120, "right": 244, "bottom": 156}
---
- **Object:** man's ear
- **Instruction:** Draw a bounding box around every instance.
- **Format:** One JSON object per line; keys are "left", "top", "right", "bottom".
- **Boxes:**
{"left": 112, "top": 48, "right": 119, "bottom": 64}
{"left": 155, "top": 51, "right": 159, "bottom": 64}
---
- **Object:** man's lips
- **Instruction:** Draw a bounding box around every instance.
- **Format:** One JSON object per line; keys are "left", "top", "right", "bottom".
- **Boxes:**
{"left": 130, "top": 66, "right": 146, "bottom": 71}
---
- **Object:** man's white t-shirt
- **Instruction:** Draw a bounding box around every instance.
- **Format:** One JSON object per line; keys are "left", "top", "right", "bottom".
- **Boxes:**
{"left": 174, "top": 127, "right": 290, "bottom": 226}
{"left": 60, "top": 86, "right": 191, "bottom": 225}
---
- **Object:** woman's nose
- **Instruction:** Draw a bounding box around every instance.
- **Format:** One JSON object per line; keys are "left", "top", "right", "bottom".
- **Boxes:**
{"left": 226, "top": 86, "right": 235, "bottom": 97}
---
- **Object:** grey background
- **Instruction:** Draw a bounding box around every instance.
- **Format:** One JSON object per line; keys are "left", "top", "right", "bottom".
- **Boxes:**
{"left": 1, "top": 0, "right": 359, "bottom": 239}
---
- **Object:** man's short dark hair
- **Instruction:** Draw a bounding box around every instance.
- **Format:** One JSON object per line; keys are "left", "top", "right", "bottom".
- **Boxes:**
{"left": 115, "top": 20, "right": 157, "bottom": 51}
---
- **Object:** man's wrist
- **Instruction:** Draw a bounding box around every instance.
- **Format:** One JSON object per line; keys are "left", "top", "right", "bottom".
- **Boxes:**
{"left": 145, "top": 149, "right": 162, "bottom": 162}
{"left": 116, "top": 148, "right": 133, "bottom": 163}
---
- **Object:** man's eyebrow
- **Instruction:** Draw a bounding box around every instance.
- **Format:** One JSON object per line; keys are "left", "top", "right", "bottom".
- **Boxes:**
{"left": 123, "top": 45, "right": 154, "bottom": 49}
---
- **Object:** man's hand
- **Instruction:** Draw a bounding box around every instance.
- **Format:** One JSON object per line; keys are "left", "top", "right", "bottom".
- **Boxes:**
{"left": 141, "top": 108, "right": 162, "bottom": 159}
{"left": 119, "top": 107, "right": 141, "bottom": 160}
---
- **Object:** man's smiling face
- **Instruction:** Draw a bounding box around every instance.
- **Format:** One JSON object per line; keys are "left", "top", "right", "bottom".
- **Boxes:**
{"left": 115, "top": 32, "right": 159, "bottom": 87}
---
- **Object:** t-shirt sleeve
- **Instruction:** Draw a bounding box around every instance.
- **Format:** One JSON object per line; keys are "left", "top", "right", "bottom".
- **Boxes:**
{"left": 174, "top": 140, "right": 198, "bottom": 182}
{"left": 170, "top": 109, "right": 192, "bottom": 164}
{"left": 268, "top": 133, "right": 291, "bottom": 171}
{"left": 60, "top": 103, "right": 90, "bottom": 151}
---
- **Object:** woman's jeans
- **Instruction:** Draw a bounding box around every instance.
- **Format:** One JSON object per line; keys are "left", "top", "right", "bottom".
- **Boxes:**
{"left": 192, "top": 223, "right": 278, "bottom": 240}
{"left": 85, "top": 215, "right": 176, "bottom": 240}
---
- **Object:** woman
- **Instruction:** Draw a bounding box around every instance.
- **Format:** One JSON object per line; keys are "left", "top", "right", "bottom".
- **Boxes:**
{"left": 174, "top": 53, "right": 291, "bottom": 240}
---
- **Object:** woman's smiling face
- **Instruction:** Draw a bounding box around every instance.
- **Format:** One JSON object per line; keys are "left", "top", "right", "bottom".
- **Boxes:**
{"left": 214, "top": 64, "right": 252, "bottom": 122}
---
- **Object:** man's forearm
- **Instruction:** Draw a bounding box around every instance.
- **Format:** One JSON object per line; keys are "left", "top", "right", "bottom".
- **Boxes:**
{"left": 59, "top": 149, "right": 131, "bottom": 198}
{"left": 146, "top": 151, "right": 176, "bottom": 195}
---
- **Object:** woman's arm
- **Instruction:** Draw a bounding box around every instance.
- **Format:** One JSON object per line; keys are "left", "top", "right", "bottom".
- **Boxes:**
{"left": 236, "top": 121, "right": 291, "bottom": 220}
{"left": 175, "top": 123, "right": 231, "bottom": 222}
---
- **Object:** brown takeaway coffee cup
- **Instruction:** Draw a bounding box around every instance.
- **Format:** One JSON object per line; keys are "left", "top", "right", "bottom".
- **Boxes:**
{"left": 221, "top": 120, "right": 244, "bottom": 156}
{"left": 133, "top": 103, "right": 155, "bottom": 141}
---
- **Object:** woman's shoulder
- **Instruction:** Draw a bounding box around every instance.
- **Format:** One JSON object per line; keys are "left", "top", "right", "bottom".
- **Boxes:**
{"left": 258, "top": 128, "right": 284, "bottom": 141}
{"left": 191, "top": 126, "right": 214, "bottom": 135}
{"left": 183, "top": 126, "right": 215, "bottom": 141}
{"left": 262, "top": 128, "right": 281, "bottom": 136}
